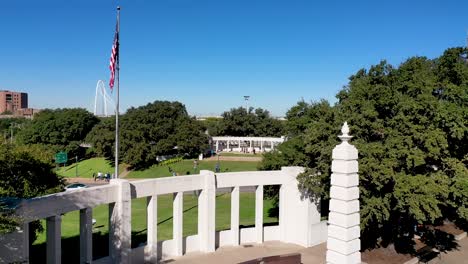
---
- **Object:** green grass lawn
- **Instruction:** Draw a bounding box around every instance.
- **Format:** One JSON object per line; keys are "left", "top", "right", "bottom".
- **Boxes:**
{"left": 218, "top": 152, "right": 264, "bottom": 157}
{"left": 31, "top": 193, "right": 277, "bottom": 262}
{"left": 127, "top": 159, "right": 260, "bottom": 178}
{"left": 56, "top": 157, "right": 127, "bottom": 178}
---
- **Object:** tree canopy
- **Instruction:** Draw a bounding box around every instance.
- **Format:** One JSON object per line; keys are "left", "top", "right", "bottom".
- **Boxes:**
{"left": 17, "top": 108, "right": 99, "bottom": 157}
{"left": 0, "top": 143, "right": 64, "bottom": 234}
{"left": 261, "top": 47, "right": 468, "bottom": 250}
{"left": 207, "top": 107, "right": 284, "bottom": 137}
{"left": 86, "top": 101, "right": 209, "bottom": 169}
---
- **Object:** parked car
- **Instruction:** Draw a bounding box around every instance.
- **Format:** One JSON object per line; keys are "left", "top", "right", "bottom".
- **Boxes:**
{"left": 64, "top": 183, "right": 88, "bottom": 192}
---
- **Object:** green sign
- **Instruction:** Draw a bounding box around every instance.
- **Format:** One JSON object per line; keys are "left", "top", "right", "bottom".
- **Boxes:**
{"left": 55, "top": 152, "right": 68, "bottom": 164}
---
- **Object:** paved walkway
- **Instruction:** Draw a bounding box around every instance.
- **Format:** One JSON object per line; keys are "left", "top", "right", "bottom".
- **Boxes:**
{"left": 164, "top": 241, "right": 326, "bottom": 264}
{"left": 436, "top": 237, "right": 468, "bottom": 264}
{"left": 164, "top": 238, "right": 468, "bottom": 264}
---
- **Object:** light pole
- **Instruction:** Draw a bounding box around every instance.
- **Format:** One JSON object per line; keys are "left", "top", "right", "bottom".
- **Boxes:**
{"left": 243, "top": 95, "right": 250, "bottom": 111}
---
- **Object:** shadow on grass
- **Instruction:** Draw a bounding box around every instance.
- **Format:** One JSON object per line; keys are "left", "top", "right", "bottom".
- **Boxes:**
{"left": 30, "top": 231, "right": 110, "bottom": 264}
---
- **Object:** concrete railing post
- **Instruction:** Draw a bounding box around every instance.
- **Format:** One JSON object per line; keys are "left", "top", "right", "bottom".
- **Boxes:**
{"left": 46, "top": 215, "right": 61, "bottom": 264}
{"left": 198, "top": 170, "right": 216, "bottom": 252}
{"left": 279, "top": 166, "right": 323, "bottom": 247}
{"left": 173, "top": 192, "right": 184, "bottom": 256}
{"left": 255, "top": 185, "right": 264, "bottom": 243}
{"left": 230, "top": 186, "right": 240, "bottom": 246}
{"left": 145, "top": 195, "right": 158, "bottom": 263}
{"left": 79, "top": 208, "right": 93, "bottom": 263}
{"left": 326, "top": 122, "right": 361, "bottom": 264}
{"left": 109, "top": 179, "right": 132, "bottom": 264}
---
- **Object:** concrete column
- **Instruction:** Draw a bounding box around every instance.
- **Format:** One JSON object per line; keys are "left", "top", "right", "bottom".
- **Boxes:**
{"left": 145, "top": 195, "right": 158, "bottom": 263}
{"left": 260, "top": 140, "right": 264, "bottom": 152}
{"left": 270, "top": 141, "right": 274, "bottom": 150}
{"left": 215, "top": 140, "right": 219, "bottom": 152}
{"left": 79, "top": 208, "right": 93, "bottom": 263}
{"left": 279, "top": 167, "right": 323, "bottom": 247}
{"left": 227, "top": 141, "right": 230, "bottom": 151}
{"left": 255, "top": 185, "right": 264, "bottom": 243}
{"left": 198, "top": 170, "right": 216, "bottom": 252}
{"left": 109, "top": 179, "right": 132, "bottom": 264}
{"left": 326, "top": 122, "right": 361, "bottom": 264}
{"left": 46, "top": 215, "right": 61, "bottom": 264}
{"left": 250, "top": 140, "right": 252, "bottom": 151}
{"left": 238, "top": 140, "right": 241, "bottom": 151}
{"left": 231, "top": 186, "right": 240, "bottom": 246}
{"left": 173, "top": 192, "right": 183, "bottom": 256}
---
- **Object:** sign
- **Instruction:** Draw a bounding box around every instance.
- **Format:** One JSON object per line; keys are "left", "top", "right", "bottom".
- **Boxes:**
{"left": 55, "top": 152, "right": 68, "bottom": 164}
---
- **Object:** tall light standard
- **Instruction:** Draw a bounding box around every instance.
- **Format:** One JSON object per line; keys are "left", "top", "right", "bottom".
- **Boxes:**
{"left": 243, "top": 95, "right": 250, "bottom": 111}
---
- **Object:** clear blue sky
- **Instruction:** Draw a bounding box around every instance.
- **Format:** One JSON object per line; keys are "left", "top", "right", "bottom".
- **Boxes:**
{"left": 0, "top": 0, "right": 466, "bottom": 116}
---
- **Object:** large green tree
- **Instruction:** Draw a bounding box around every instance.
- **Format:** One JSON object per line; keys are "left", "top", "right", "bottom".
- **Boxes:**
{"left": 213, "top": 107, "right": 284, "bottom": 137}
{"left": 17, "top": 108, "right": 99, "bottom": 158}
{"left": 0, "top": 143, "right": 64, "bottom": 235}
{"left": 87, "top": 101, "right": 209, "bottom": 169}
{"left": 261, "top": 47, "right": 468, "bottom": 251}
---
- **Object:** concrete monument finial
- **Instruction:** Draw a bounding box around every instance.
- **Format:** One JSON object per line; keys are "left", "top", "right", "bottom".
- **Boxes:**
{"left": 338, "top": 122, "right": 353, "bottom": 143}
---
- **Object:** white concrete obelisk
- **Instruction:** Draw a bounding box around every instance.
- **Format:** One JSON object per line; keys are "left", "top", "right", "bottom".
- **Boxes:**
{"left": 326, "top": 122, "right": 361, "bottom": 264}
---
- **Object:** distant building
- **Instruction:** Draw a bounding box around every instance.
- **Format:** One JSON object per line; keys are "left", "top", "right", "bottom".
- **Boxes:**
{"left": 0, "top": 90, "right": 28, "bottom": 114}
{"left": 0, "top": 90, "right": 38, "bottom": 118}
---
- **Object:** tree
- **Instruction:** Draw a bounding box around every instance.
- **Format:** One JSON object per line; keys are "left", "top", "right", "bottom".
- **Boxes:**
{"left": 87, "top": 101, "right": 209, "bottom": 169}
{"left": 262, "top": 47, "right": 468, "bottom": 251}
{"left": 0, "top": 117, "right": 30, "bottom": 143}
{"left": 216, "top": 107, "right": 284, "bottom": 137}
{"left": 85, "top": 117, "right": 116, "bottom": 158}
{"left": 17, "top": 108, "right": 99, "bottom": 158}
{"left": 0, "top": 143, "right": 64, "bottom": 236}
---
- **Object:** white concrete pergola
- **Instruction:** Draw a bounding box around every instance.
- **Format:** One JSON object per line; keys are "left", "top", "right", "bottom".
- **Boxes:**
{"left": 211, "top": 136, "right": 285, "bottom": 153}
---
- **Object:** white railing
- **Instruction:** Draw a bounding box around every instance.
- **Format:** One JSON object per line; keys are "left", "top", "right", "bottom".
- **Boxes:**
{"left": 3, "top": 167, "right": 327, "bottom": 264}
{"left": 1, "top": 123, "right": 361, "bottom": 264}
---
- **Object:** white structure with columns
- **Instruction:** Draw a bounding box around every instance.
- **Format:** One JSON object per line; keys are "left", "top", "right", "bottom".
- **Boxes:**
{"left": 211, "top": 136, "right": 285, "bottom": 153}
{"left": 326, "top": 122, "right": 361, "bottom": 264}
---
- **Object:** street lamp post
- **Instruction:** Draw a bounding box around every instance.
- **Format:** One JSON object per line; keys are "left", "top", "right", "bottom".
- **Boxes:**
{"left": 75, "top": 156, "right": 78, "bottom": 177}
{"left": 243, "top": 95, "right": 250, "bottom": 111}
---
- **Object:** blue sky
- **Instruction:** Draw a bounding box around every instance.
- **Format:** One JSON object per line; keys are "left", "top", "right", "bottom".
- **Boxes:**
{"left": 0, "top": 0, "right": 466, "bottom": 116}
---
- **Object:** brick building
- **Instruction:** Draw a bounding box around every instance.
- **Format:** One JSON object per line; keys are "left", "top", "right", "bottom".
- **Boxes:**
{"left": 0, "top": 90, "right": 28, "bottom": 114}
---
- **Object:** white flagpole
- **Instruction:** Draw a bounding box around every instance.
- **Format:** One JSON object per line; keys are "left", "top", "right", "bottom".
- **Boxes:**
{"left": 114, "top": 6, "right": 120, "bottom": 179}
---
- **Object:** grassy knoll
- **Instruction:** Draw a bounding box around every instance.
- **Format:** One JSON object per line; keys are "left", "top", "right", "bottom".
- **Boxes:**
{"left": 31, "top": 193, "right": 276, "bottom": 262}
{"left": 56, "top": 157, "right": 127, "bottom": 178}
{"left": 127, "top": 159, "right": 259, "bottom": 178}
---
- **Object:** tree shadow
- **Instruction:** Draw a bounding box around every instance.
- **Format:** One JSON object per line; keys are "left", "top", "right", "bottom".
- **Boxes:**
{"left": 421, "top": 228, "right": 459, "bottom": 253}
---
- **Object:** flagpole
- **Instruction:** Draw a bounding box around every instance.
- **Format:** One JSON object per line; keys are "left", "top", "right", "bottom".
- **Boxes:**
{"left": 114, "top": 6, "right": 120, "bottom": 179}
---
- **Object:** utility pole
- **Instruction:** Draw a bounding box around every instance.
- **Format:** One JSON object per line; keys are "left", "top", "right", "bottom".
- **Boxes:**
{"left": 75, "top": 156, "right": 78, "bottom": 177}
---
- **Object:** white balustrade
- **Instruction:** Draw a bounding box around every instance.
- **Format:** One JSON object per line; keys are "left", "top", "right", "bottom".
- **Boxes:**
{"left": 3, "top": 147, "right": 360, "bottom": 264}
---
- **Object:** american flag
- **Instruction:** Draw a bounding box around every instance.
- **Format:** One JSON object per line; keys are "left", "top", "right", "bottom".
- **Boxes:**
{"left": 109, "top": 24, "right": 119, "bottom": 90}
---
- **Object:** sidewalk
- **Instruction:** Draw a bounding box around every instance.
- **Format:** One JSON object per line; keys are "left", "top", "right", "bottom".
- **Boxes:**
{"left": 166, "top": 237, "right": 468, "bottom": 264}
{"left": 165, "top": 241, "right": 326, "bottom": 264}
